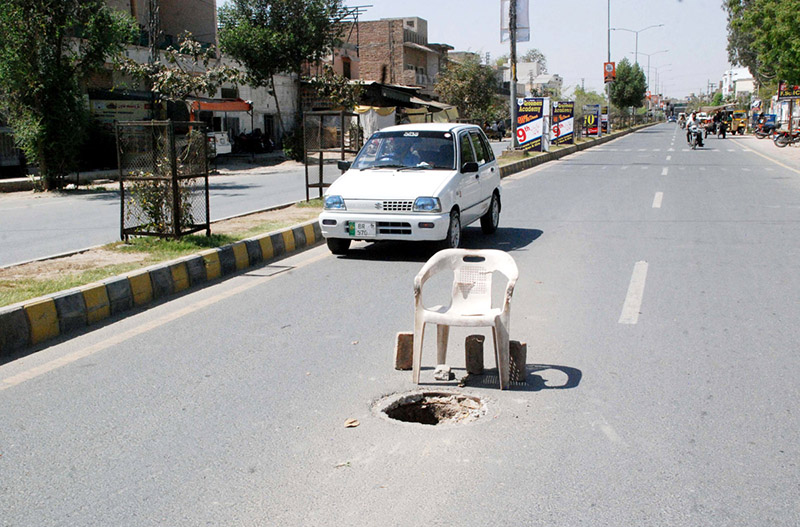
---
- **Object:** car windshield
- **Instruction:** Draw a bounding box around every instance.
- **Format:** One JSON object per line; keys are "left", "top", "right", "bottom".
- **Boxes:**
{"left": 352, "top": 130, "right": 456, "bottom": 170}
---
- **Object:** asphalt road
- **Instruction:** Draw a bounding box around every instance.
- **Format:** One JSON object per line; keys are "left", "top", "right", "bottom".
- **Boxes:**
{"left": 2, "top": 124, "right": 799, "bottom": 525}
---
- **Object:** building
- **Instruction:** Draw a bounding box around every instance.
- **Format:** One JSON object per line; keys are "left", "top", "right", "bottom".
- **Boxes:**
{"left": 343, "top": 17, "right": 452, "bottom": 97}
{"left": 722, "top": 67, "right": 756, "bottom": 98}
{"left": 528, "top": 74, "right": 563, "bottom": 98}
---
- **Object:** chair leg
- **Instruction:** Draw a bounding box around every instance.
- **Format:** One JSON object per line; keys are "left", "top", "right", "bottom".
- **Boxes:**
{"left": 412, "top": 317, "right": 426, "bottom": 384}
{"left": 494, "top": 318, "right": 511, "bottom": 389}
{"left": 436, "top": 324, "right": 450, "bottom": 365}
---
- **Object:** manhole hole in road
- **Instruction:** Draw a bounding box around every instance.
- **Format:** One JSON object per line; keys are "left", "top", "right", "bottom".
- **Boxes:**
{"left": 375, "top": 391, "right": 487, "bottom": 426}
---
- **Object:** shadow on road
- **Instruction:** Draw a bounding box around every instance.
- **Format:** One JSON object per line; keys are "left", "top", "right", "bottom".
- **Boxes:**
{"left": 418, "top": 363, "right": 582, "bottom": 392}
{"left": 338, "top": 227, "right": 544, "bottom": 262}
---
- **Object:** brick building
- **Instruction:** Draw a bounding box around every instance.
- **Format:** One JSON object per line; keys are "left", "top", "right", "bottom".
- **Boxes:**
{"left": 344, "top": 17, "right": 452, "bottom": 97}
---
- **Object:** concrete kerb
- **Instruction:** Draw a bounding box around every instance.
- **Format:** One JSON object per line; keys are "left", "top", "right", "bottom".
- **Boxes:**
{"left": 0, "top": 219, "right": 323, "bottom": 360}
{"left": 499, "top": 122, "right": 657, "bottom": 178}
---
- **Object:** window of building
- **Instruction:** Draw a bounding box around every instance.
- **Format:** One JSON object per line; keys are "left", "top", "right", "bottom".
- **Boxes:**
{"left": 221, "top": 87, "right": 239, "bottom": 99}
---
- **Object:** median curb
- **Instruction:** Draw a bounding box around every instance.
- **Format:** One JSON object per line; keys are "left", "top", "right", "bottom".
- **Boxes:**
{"left": 499, "top": 123, "right": 657, "bottom": 178}
{"left": 0, "top": 220, "right": 323, "bottom": 360}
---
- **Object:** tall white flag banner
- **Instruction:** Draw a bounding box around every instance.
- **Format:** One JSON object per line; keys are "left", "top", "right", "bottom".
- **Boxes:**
{"left": 500, "top": 0, "right": 530, "bottom": 42}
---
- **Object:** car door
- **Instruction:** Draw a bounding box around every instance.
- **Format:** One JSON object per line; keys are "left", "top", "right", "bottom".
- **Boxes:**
{"left": 457, "top": 131, "right": 483, "bottom": 224}
{"left": 469, "top": 130, "right": 499, "bottom": 217}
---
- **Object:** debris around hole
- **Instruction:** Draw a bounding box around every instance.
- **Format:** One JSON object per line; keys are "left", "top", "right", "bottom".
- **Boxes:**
{"left": 344, "top": 418, "right": 360, "bottom": 428}
{"left": 433, "top": 365, "right": 453, "bottom": 381}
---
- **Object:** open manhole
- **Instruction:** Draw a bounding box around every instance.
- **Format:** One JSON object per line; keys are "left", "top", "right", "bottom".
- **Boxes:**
{"left": 376, "top": 391, "right": 487, "bottom": 426}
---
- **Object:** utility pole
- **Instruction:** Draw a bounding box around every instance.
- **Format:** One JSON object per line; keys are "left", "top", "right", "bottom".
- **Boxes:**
{"left": 509, "top": 0, "right": 518, "bottom": 149}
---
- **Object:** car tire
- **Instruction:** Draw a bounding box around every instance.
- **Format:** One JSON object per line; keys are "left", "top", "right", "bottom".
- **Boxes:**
{"left": 326, "top": 238, "right": 351, "bottom": 255}
{"left": 440, "top": 210, "right": 461, "bottom": 250}
{"left": 480, "top": 192, "right": 500, "bottom": 234}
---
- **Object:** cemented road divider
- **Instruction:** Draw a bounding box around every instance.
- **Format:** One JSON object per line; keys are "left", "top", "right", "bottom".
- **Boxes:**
{"left": 0, "top": 221, "right": 322, "bottom": 359}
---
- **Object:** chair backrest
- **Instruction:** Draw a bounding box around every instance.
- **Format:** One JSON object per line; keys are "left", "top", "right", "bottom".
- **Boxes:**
{"left": 426, "top": 249, "right": 518, "bottom": 314}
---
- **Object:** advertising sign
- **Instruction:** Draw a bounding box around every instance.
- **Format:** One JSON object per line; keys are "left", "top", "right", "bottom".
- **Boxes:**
{"left": 516, "top": 97, "right": 547, "bottom": 151}
{"left": 500, "top": 0, "right": 530, "bottom": 42}
{"left": 604, "top": 62, "right": 616, "bottom": 83}
{"left": 552, "top": 101, "right": 575, "bottom": 145}
{"left": 778, "top": 81, "right": 800, "bottom": 100}
{"left": 583, "top": 104, "right": 601, "bottom": 137}
{"left": 601, "top": 105, "right": 609, "bottom": 134}
{"left": 90, "top": 100, "right": 153, "bottom": 130}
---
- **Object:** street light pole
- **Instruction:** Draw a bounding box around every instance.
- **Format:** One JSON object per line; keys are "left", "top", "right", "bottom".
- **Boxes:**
{"left": 611, "top": 24, "right": 664, "bottom": 65}
{"left": 632, "top": 50, "right": 668, "bottom": 93}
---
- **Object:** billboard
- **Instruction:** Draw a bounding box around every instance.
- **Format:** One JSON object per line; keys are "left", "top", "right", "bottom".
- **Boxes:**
{"left": 583, "top": 104, "right": 601, "bottom": 137}
{"left": 552, "top": 101, "right": 575, "bottom": 145}
{"left": 516, "top": 97, "right": 548, "bottom": 151}
{"left": 778, "top": 81, "right": 800, "bottom": 101}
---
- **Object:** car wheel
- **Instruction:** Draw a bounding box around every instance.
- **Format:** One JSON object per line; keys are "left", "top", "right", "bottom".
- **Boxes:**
{"left": 326, "top": 238, "right": 351, "bottom": 255}
{"left": 480, "top": 192, "right": 500, "bottom": 234}
{"left": 441, "top": 210, "right": 461, "bottom": 249}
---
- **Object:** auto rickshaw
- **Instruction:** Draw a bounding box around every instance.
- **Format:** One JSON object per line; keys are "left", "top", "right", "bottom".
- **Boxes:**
{"left": 731, "top": 110, "right": 748, "bottom": 134}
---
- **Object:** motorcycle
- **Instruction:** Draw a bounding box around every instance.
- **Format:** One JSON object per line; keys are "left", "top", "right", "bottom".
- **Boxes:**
{"left": 773, "top": 130, "right": 800, "bottom": 148}
{"left": 754, "top": 121, "right": 778, "bottom": 139}
{"left": 688, "top": 123, "right": 704, "bottom": 149}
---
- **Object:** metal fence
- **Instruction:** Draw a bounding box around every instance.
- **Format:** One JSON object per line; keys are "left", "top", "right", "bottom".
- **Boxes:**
{"left": 116, "top": 121, "right": 210, "bottom": 240}
{"left": 303, "top": 111, "right": 362, "bottom": 200}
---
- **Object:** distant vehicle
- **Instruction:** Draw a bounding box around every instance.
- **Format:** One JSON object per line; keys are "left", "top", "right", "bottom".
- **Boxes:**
{"left": 207, "top": 131, "right": 232, "bottom": 157}
{"left": 319, "top": 123, "right": 501, "bottom": 254}
{"left": 667, "top": 115, "right": 677, "bottom": 123}
{"left": 731, "top": 111, "right": 748, "bottom": 135}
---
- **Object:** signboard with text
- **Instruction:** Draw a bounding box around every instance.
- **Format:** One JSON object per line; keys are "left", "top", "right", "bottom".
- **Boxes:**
{"left": 516, "top": 98, "right": 547, "bottom": 151}
{"left": 583, "top": 104, "right": 601, "bottom": 137}
{"left": 601, "top": 105, "right": 609, "bottom": 134}
{"left": 604, "top": 62, "right": 616, "bottom": 83}
{"left": 552, "top": 101, "right": 575, "bottom": 145}
{"left": 778, "top": 81, "right": 800, "bottom": 100}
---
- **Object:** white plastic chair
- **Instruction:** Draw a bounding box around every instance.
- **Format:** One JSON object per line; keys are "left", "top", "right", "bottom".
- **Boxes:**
{"left": 412, "top": 249, "right": 519, "bottom": 389}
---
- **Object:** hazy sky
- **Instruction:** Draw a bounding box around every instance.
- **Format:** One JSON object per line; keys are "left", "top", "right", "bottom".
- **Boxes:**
{"left": 217, "top": 0, "right": 734, "bottom": 99}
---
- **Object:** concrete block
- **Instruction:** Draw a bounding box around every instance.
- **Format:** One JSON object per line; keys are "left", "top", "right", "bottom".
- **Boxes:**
{"left": 169, "top": 262, "right": 190, "bottom": 293}
{"left": 184, "top": 254, "right": 206, "bottom": 285}
{"left": 149, "top": 267, "right": 173, "bottom": 299}
{"left": 465, "top": 334, "right": 485, "bottom": 375}
{"left": 394, "top": 332, "right": 413, "bottom": 370}
{"left": 200, "top": 250, "right": 221, "bottom": 280}
{"left": 312, "top": 221, "right": 323, "bottom": 242}
{"left": 244, "top": 239, "right": 262, "bottom": 265}
{"left": 105, "top": 276, "right": 133, "bottom": 314}
{"left": 281, "top": 230, "right": 296, "bottom": 253}
{"left": 433, "top": 364, "right": 453, "bottom": 381}
{"left": 81, "top": 284, "right": 111, "bottom": 325}
{"left": 258, "top": 235, "right": 274, "bottom": 261}
{"left": 128, "top": 271, "right": 153, "bottom": 306}
{"left": 292, "top": 225, "right": 307, "bottom": 248}
{"left": 0, "top": 306, "right": 31, "bottom": 357}
{"left": 53, "top": 290, "right": 87, "bottom": 334}
{"left": 270, "top": 232, "right": 286, "bottom": 257}
{"left": 303, "top": 223, "right": 317, "bottom": 246}
{"left": 232, "top": 242, "right": 249, "bottom": 271}
{"left": 24, "top": 298, "right": 59, "bottom": 345}
{"left": 510, "top": 340, "right": 527, "bottom": 382}
{"left": 217, "top": 246, "right": 237, "bottom": 276}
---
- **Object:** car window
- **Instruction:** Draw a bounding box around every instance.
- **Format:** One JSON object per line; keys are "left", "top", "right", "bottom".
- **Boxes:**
{"left": 469, "top": 130, "right": 494, "bottom": 165}
{"left": 477, "top": 131, "right": 495, "bottom": 162}
{"left": 460, "top": 133, "right": 476, "bottom": 165}
{"left": 352, "top": 130, "right": 455, "bottom": 170}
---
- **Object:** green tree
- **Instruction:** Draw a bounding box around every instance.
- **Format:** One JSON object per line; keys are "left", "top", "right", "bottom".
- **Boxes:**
{"left": 435, "top": 56, "right": 500, "bottom": 122}
{"left": 725, "top": 0, "right": 800, "bottom": 85}
{"left": 520, "top": 48, "right": 548, "bottom": 74}
{"left": 218, "top": 0, "right": 347, "bottom": 135}
{"left": 609, "top": 58, "right": 647, "bottom": 112}
{"left": 0, "top": 0, "right": 136, "bottom": 189}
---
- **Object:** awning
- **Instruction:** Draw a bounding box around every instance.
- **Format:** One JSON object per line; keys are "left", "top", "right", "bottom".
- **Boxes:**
{"left": 403, "top": 42, "right": 437, "bottom": 54}
{"left": 409, "top": 96, "right": 454, "bottom": 111}
{"left": 189, "top": 98, "right": 253, "bottom": 114}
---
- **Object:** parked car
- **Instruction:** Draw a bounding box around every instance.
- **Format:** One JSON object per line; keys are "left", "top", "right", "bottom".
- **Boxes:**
{"left": 319, "top": 123, "right": 502, "bottom": 254}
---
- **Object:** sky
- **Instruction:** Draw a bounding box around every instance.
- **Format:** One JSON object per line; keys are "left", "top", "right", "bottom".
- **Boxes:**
{"left": 217, "top": 0, "right": 734, "bottom": 99}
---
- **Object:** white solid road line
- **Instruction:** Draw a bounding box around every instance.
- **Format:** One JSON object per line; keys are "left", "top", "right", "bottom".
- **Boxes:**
{"left": 619, "top": 261, "right": 649, "bottom": 325}
{"left": 652, "top": 192, "right": 663, "bottom": 208}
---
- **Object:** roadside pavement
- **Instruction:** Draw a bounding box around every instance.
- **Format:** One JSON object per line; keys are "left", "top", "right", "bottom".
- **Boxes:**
{"left": 732, "top": 132, "right": 800, "bottom": 168}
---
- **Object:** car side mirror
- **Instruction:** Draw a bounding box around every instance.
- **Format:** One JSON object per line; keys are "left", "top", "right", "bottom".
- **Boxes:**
{"left": 338, "top": 160, "right": 351, "bottom": 171}
{"left": 461, "top": 161, "right": 479, "bottom": 174}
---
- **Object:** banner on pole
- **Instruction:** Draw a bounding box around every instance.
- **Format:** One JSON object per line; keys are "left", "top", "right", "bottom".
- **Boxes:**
{"left": 601, "top": 105, "right": 609, "bottom": 134}
{"left": 501, "top": 0, "right": 530, "bottom": 42}
{"left": 778, "top": 81, "right": 800, "bottom": 100}
{"left": 516, "top": 97, "right": 548, "bottom": 151}
{"left": 604, "top": 62, "right": 616, "bottom": 83}
{"left": 552, "top": 101, "right": 575, "bottom": 145}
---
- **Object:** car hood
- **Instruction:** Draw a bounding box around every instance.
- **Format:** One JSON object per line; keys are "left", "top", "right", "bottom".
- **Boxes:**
{"left": 326, "top": 168, "right": 455, "bottom": 199}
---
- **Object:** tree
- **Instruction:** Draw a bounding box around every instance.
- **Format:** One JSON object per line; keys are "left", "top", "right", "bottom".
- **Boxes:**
{"left": 435, "top": 56, "right": 501, "bottom": 122}
{"left": 725, "top": 0, "right": 800, "bottom": 84}
{"left": 609, "top": 58, "right": 647, "bottom": 112}
{"left": 0, "top": 0, "right": 137, "bottom": 189}
{"left": 520, "top": 48, "right": 548, "bottom": 74}
{"left": 218, "top": 0, "right": 347, "bottom": 135}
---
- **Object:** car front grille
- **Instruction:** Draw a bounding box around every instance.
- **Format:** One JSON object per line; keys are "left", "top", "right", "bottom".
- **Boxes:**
{"left": 381, "top": 200, "right": 413, "bottom": 212}
{"left": 378, "top": 222, "right": 412, "bottom": 235}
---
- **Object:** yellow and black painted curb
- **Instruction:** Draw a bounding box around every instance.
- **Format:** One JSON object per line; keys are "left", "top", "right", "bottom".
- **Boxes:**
{"left": 499, "top": 123, "right": 657, "bottom": 178}
{"left": 0, "top": 220, "right": 323, "bottom": 359}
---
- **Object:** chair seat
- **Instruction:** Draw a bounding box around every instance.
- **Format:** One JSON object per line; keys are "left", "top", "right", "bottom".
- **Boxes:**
{"left": 421, "top": 305, "right": 502, "bottom": 327}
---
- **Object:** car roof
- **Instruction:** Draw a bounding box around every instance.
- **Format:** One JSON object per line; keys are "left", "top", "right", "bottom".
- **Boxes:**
{"left": 377, "top": 122, "right": 480, "bottom": 134}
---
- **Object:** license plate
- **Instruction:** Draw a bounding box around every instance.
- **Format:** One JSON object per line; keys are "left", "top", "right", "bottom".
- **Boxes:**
{"left": 350, "top": 221, "right": 376, "bottom": 237}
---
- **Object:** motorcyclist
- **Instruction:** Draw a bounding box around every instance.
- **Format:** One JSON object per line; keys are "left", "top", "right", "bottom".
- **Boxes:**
{"left": 686, "top": 111, "right": 698, "bottom": 143}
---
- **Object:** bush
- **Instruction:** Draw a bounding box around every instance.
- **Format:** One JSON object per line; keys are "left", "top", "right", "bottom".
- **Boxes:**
{"left": 282, "top": 126, "right": 304, "bottom": 162}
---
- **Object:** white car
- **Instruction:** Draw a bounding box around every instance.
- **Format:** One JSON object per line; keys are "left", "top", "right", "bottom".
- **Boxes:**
{"left": 319, "top": 123, "right": 501, "bottom": 254}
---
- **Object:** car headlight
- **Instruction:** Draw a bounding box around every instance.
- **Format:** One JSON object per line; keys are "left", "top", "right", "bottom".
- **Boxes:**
{"left": 324, "top": 195, "right": 346, "bottom": 210}
{"left": 413, "top": 197, "right": 442, "bottom": 212}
